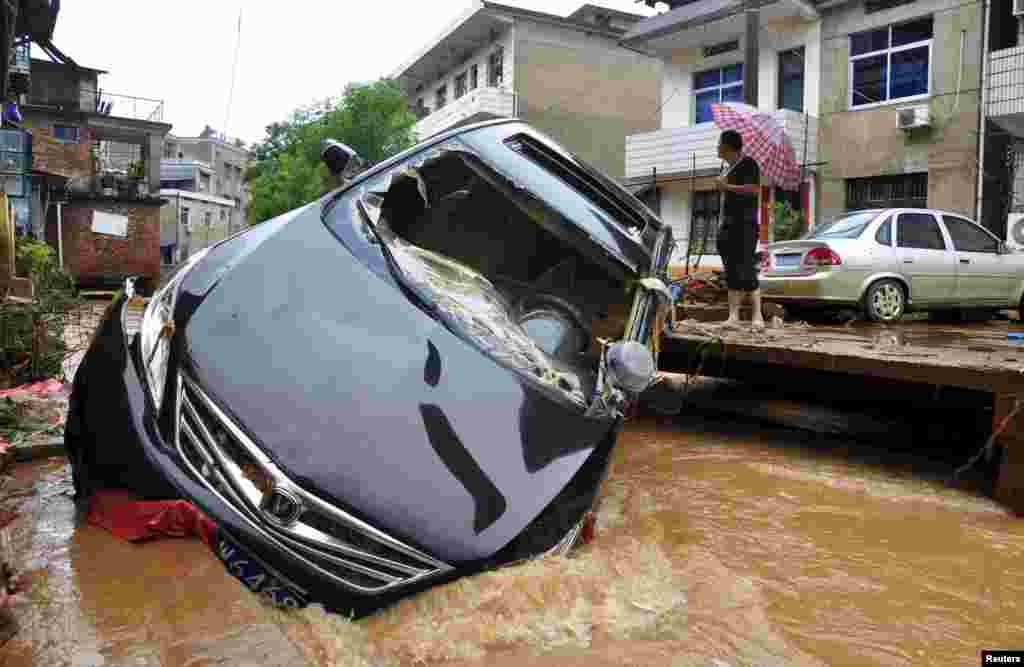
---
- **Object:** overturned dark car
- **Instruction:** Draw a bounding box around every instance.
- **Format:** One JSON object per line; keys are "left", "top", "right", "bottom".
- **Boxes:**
{"left": 65, "top": 120, "right": 674, "bottom": 617}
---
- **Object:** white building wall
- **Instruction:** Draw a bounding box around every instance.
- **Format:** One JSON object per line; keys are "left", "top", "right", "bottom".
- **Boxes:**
{"left": 414, "top": 26, "right": 516, "bottom": 115}
{"left": 657, "top": 17, "right": 821, "bottom": 130}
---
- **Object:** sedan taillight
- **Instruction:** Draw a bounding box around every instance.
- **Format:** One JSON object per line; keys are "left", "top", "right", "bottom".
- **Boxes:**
{"left": 804, "top": 247, "right": 841, "bottom": 267}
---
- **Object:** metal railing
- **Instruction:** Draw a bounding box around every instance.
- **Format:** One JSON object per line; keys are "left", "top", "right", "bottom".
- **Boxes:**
{"left": 988, "top": 46, "right": 1024, "bottom": 118}
{"left": 28, "top": 87, "right": 165, "bottom": 122}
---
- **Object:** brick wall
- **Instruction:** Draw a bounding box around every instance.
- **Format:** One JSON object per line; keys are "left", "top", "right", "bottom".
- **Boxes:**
{"left": 46, "top": 201, "right": 162, "bottom": 289}
{"left": 28, "top": 123, "right": 95, "bottom": 178}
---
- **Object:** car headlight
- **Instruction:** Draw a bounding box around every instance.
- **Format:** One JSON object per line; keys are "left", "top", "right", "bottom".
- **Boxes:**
{"left": 138, "top": 248, "right": 210, "bottom": 409}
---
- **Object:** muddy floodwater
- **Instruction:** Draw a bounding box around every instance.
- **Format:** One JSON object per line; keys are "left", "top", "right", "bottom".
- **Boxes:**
{"left": 2, "top": 412, "right": 1023, "bottom": 666}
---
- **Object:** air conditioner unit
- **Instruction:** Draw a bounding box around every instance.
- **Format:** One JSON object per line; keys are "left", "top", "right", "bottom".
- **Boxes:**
{"left": 1014, "top": 0, "right": 1024, "bottom": 17}
{"left": 897, "top": 105, "right": 931, "bottom": 130}
{"left": 1007, "top": 213, "right": 1024, "bottom": 251}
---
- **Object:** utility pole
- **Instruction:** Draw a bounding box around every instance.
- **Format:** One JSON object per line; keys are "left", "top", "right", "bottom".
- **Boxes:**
{"left": 743, "top": 2, "right": 759, "bottom": 107}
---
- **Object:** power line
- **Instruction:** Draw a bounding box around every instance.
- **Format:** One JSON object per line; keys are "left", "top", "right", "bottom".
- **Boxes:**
{"left": 223, "top": 8, "right": 243, "bottom": 139}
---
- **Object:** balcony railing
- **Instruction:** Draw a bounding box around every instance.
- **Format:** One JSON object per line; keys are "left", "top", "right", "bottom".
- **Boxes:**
{"left": 989, "top": 46, "right": 1024, "bottom": 118}
{"left": 28, "top": 87, "right": 165, "bottom": 122}
{"left": 414, "top": 87, "right": 515, "bottom": 140}
{"left": 625, "top": 110, "right": 818, "bottom": 181}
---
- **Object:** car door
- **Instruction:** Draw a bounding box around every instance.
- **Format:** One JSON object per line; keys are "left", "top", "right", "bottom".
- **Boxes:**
{"left": 869, "top": 214, "right": 898, "bottom": 270}
{"left": 940, "top": 215, "right": 1013, "bottom": 305}
{"left": 895, "top": 211, "right": 957, "bottom": 304}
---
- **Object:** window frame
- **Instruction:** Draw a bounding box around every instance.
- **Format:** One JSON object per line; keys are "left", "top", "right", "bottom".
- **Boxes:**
{"left": 454, "top": 72, "right": 468, "bottom": 100}
{"left": 469, "top": 64, "right": 479, "bottom": 91}
{"left": 874, "top": 215, "right": 893, "bottom": 247}
{"left": 691, "top": 189, "right": 723, "bottom": 254}
{"left": 895, "top": 211, "right": 948, "bottom": 251}
{"left": 777, "top": 46, "right": 806, "bottom": 112}
{"left": 488, "top": 47, "right": 505, "bottom": 87}
{"left": 941, "top": 214, "right": 1001, "bottom": 254}
{"left": 53, "top": 124, "right": 80, "bottom": 144}
{"left": 693, "top": 63, "right": 744, "bottom": 124}
{"left": 848, "top": 19, "right": 933, "bottom": 110}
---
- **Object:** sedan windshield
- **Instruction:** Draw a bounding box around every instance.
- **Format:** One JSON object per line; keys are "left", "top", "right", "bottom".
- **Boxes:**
{"left": 803, "top": 211, "right": 882, "bottom": 240}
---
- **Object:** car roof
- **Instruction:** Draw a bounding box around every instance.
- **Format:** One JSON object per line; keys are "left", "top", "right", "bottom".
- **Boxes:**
{"left": 838, "top": 208, "right": 980, "bottom": 222}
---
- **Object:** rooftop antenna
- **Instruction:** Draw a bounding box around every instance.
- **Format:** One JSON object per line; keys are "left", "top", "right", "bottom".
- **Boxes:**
{"left": 223, "top": 7, "right": 243, "bottom": 141}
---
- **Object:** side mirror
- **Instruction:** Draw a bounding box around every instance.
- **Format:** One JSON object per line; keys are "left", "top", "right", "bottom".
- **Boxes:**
{"left": 321, "top": 140, "right": 359, "bottom": 177}
{"left": 999, "top": 241, "right": 1010, "bottom": 255}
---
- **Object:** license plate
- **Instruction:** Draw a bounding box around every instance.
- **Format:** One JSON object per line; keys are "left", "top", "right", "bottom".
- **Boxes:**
{"left": 216, "top": 534, "right": 309, "bottom": 609}
{"left": 775, "top": 254, "right": 802, "bottom": 269}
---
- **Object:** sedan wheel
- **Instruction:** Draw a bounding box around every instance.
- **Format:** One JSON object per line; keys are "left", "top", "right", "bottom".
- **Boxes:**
{"left": 865, "top": 280, "right": 905, "bottom": 322}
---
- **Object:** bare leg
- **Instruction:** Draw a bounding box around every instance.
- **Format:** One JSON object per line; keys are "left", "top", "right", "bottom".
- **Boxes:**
{"left": 750, "top": 289, "right": 765, "bottom": 329}
{"left": 726, "top": 290, "right": 742, "bottom": 325}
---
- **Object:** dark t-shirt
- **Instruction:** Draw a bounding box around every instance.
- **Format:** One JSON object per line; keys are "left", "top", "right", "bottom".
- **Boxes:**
{"left": 722, "top": 156, "right": 760, "bottom": 225}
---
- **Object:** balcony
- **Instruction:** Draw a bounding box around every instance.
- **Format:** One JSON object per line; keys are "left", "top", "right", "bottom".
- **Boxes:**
{"left": 625, "top": 109, "right": 818, "bottom": 181}
{"left": 27, "top": 87, "right": 164, "bottom": 123}
{"left": 413, "top": 87, "right": 515, "bottom": 140}
{"left": 988, "top": 46, "right": 1024, "bottom": 135}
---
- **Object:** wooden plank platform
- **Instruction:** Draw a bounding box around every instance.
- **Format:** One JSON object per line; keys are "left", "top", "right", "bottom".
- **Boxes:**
{"left": 659, "top": 317, "right": 1024, "bottom": 514}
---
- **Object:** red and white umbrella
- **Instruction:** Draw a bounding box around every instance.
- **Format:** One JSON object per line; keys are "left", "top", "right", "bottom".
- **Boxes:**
{"left": 711, "top": 102, "right": 802, "bottom": 191}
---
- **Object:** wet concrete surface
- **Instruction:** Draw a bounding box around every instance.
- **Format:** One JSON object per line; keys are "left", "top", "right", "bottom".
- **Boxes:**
{"left": 3, "top": 407, "right": 1023, "bottom": 666}
{"left": 0, "top": 459, "right": 313, "bottom": 667}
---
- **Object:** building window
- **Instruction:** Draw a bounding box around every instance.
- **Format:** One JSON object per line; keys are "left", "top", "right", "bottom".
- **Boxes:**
{"left": 846, "top": 173, "right": 928, "bottom": 210}
{"left": 778, "top": 47, "right": 805, "bottom": 112}
{"left": 694, "top": 64, "right": 743, "bottom": 124}
{"left": 849, "top": 17, "right": 932, "bottom": 108}
{"left": 53, "top": 125, "right": 80, "bottom": 143}
{"left": 488, "top": 47, "right": 504, "bottom": 87}
{"left": 454, "top": 72, "right": 468, "bottom": 99}
{"left": 865, "top": 0, "right": 916, "bottom": 14}
{"left": 220, "top": 209, "right": 227, "bottom": 222}
{"left": 181, "top": 207, "right": 191, "bottom": 232}
{"left": 436, "top": 84, "right": 447, "bottom": 110}
{"left": 204, "top": 211, "right": 212, "bottom": 227}
{"left": 470, "top": 64, "right": 479, "bottom": 90}
{"left": 691, "top": 190, "right": 722, "bottom": 254}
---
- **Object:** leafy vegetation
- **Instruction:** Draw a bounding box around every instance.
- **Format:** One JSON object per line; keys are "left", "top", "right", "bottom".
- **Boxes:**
{"left": 1, "top": 236, "right": 79, "bottom": 386}
{"left": 246, "top": 79, "right": 417, "bottom": 224}
{"left": 771, "top": 200, "right": 805, "bottom": 242}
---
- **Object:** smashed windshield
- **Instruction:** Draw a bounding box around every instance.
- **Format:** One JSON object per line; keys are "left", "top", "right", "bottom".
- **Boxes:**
{"left": 804, "top": 211, "right": 882, "bottom": 240}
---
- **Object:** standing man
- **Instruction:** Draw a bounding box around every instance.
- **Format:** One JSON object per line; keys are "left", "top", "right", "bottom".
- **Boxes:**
{"left": 715, "top": 130, "right": 764, "bottom": 329}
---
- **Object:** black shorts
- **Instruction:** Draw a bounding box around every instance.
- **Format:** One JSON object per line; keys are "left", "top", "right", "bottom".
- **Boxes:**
{"left": 718, "top": 217, "right": 759, "bottom": 292}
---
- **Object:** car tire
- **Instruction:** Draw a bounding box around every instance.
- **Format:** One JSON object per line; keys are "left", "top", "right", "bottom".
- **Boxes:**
{"left": 864, "top": 279, "right": 906, "bottom": 322}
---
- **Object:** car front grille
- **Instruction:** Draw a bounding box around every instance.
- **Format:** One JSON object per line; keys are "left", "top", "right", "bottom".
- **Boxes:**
{"left": 174, "top": 372, "right": 453, "bottom": 595}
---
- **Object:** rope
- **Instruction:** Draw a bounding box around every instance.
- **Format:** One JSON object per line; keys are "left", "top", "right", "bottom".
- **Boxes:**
{"left": 953, "top": 396, "right": 1024, "bottom": 479}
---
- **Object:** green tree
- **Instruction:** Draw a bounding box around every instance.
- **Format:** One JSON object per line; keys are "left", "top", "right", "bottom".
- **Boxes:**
{"left": 247, "top": 79, "right": 416, "bottom": 224}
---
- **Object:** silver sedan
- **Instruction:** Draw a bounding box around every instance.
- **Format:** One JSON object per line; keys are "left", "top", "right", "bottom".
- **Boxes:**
{"left": 759, "top": 208, "right": 1024, "bottom": 322}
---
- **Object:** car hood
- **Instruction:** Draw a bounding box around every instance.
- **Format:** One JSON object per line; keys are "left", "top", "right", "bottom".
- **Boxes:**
{"left": 173, "top": 205, "right": 618, "bottom": 563}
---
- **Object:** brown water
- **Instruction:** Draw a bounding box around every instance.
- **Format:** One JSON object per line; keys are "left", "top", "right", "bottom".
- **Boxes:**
{"left": 2, "top": 413, "right": 1023, "bottom": 666}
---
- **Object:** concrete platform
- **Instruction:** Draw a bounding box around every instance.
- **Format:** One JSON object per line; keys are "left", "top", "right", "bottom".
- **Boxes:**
{"left": 660, "top": 318, "right": 1024, "bottom": 514}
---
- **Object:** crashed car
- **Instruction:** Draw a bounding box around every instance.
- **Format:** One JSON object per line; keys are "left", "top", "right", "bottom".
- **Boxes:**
{"left": 65, "top": 119, "right": 674, "bottom": 617}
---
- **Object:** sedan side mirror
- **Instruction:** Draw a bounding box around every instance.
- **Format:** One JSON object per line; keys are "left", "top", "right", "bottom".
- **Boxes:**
{"left": 321, "top": 140, "right": 359, "bottom": 178}
{"left": 999, "top": 241, "right": 1011, "bottom": 255}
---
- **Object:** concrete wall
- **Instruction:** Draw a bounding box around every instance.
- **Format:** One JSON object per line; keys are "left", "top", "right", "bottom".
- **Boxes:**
{"left": 817, "top": 0, "right": 982, "bottom": 223}
{"left": 514, "top": 21, "right": 661, "bottom": 178}
{"left": 657, "top": 16, "right": 822, "bottom": 128}
{"left": 168, "top": 137, "right": 251, "bottom": 222}
{"left": 159, "top": 192, "right": 236, "bottom": 262}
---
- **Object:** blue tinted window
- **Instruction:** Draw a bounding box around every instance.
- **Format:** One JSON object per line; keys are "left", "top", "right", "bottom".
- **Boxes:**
{"left": 892, "top": 18, "right": 932, "bottom": 46}
{"left": 695, "top": 90, "right": 719, "bottom": 124}
{"left": 890, "top": 47, "right": 929, "bottom": 98}
{"left": 851, "top": 55, "right": 888, "bottom": 106}
{"left": 851, "top": 28, "right": 889, "bottom": 56}
{"left": 694, "top": 69, "right": 721, "bottom": 90}
{"left": 722, "top": 63, "right": 744, "bottom": 84}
